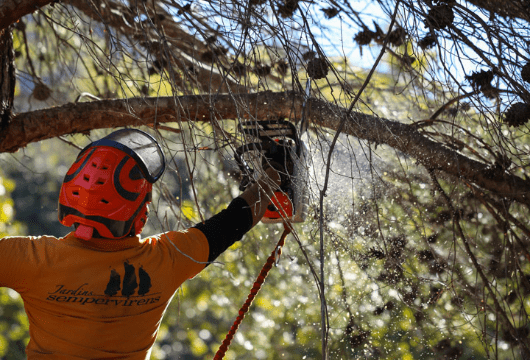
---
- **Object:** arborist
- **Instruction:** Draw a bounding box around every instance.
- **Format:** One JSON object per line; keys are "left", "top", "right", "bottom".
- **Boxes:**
{"left": 0, "top": 127, "right": 290, "bottom": 359}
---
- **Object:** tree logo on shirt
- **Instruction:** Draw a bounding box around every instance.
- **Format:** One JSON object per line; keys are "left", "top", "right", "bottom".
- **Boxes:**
{"left": 104, "top": 261, "right": 152, "bottom": 297}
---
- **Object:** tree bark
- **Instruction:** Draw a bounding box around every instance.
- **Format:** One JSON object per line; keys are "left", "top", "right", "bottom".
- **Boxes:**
{"left": 2, "top": 91, "right": 529, "bottom": 207}
{"left": 0, "top": 26, "right": 15, "bottom": 146}
{"left": 464, "top": 0, "right": 530, "bottom": 22}
{"left": 0, "top": 0, "right": 53, "bottom": 31}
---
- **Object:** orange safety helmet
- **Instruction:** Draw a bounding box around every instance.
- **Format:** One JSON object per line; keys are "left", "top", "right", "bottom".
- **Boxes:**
{"left": 58, "top": 129, "right": 165, "bottom": 240}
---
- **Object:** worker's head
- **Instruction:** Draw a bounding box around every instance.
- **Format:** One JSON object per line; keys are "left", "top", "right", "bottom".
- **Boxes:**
{"left": 58, "top": 129, "right": 165, "bottom": 240}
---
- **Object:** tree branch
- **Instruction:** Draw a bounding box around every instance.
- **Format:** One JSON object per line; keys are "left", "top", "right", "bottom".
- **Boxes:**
{"left": 2, "top": 91, "right": 530, "bottom": 207}
{"left": 464, "top": 0, "right": 530, "bottom": 23}
{"left": 0, "top": 0, "right": 53, "bottom": 31}
{"left": 67, "top": 0, "right": 245, "bottom": 93}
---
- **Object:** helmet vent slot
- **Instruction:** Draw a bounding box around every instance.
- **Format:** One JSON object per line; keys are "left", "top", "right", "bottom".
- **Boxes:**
{"left": 91, "top": 162, "right": 97, "bottom": 168}
{"left": 96, "top": 179, "right": 105, "bottom": 185}
{"left": 100, "top": 199, "right": 109, "bottom": 204}
{"left": 72, "top": 191, "right": 79, "bottom": 196}
{"left": 83, "top": 175, "right": 90, "bottom": 182}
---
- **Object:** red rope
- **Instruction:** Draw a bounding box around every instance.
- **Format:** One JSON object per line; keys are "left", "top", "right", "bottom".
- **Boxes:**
{"left": 213, "top": 223, "right": 292, "bottom": 360}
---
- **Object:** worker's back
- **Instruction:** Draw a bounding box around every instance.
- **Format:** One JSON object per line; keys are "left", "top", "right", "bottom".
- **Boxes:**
{"left": 0, "top": 230, "right": 208, "bottom": 359}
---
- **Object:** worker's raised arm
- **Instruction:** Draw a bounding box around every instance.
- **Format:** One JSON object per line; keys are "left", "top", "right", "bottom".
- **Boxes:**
{"left": 193, "top": 167, "right": 281, "bottom": 264}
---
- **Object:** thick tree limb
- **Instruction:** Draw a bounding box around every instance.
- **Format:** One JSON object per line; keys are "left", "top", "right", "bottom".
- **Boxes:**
{"left": 2, "top": 91, "right": 529, "bottom": 207}
{"left": 0, "top": 0, "right": 53, "bottom": 31}
{"left": 464, "top": 0, "right": 530, "bottom": 22}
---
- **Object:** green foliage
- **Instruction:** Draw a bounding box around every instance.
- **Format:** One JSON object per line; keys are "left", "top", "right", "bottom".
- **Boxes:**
{"left": 0, "top": 137, "right": 82, "bottom": 237}
{"left": 0, "top": 170, "right": 29, "bottom": 359}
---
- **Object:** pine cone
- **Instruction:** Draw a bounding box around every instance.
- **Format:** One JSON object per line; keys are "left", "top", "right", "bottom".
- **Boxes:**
{"left": 354, "top": 29, "right": 375, "bottom": 46}
{"left": 32, "top": 83, "right": 51, "bottom": 101}
{"left": 465, "top": 70, "right": 494, "bottom": 90}
{"left": 425, "top": 4, "right": 454, "bottom": 30}
{"left": 321, "top": 7, "right": 339, "bottom": 19}
{"left": 278, "top": 0, "right": 298, "bottom": 18}
{"left": 307, "top": 57, "right": 329, "bottom": 79}
{"left": 419, "top": 34, "right": 437, "bottom": 50}
{"left": 522, "top": 62, "right": 530, "bottom": 83}
{"left": 388, "top": 27, "right": 407, "bottom": 47}
{"left": 503, "top": 102, "right": 530, "bottom": 127}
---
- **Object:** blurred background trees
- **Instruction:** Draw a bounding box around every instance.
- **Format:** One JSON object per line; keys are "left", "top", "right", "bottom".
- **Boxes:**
{"left": 1, "top": 0, "right": 530, "bottom": 359}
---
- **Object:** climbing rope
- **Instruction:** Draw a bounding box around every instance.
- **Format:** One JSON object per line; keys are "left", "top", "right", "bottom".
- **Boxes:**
{"left": 213, "top": 222, "right": 292, "bottom": 360}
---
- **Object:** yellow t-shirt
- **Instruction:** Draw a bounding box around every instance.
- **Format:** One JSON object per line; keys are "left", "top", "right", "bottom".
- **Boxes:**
{"left": 0, "top": 228, "right": 209, "bottom": 359}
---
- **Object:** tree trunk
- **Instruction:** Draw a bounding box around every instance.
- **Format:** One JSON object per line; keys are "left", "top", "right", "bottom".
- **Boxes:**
{"left": 0, "top": 26, "right": 15, "bottom": 147}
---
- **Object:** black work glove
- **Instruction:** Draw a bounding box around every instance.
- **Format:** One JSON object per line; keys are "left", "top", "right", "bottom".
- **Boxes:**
{"left": 262, "top": 140, "right": 295, "bottom": 189}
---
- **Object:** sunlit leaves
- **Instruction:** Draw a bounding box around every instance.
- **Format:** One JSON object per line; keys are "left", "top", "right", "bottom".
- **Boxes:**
{"left": 0, "top": 171, "right": 28, "bottom": 359}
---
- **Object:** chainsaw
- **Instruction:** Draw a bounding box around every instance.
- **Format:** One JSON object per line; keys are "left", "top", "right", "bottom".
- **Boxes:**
{"left": 234, "top": 119, "right": 308, "bottom": 223}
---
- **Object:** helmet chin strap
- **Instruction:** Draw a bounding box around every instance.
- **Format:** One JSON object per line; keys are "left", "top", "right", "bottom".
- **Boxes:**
{"left": 75, "top": 224, "right": 94, "bottom": 240}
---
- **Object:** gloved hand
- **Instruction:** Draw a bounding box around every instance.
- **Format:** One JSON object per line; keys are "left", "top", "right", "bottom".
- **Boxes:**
{"left": 261, "top": 139, "right": 295, "bottom": 190}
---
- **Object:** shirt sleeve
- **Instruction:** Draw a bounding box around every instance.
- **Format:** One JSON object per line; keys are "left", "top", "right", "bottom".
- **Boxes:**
{"left": 0, "top": 236, "right": 41, "bottom": 292}
{"left": 193, "top": 197, "right": 253, "bottom": 263}
{"left": 159, "top": 228, "right": 210, "bottom": 281}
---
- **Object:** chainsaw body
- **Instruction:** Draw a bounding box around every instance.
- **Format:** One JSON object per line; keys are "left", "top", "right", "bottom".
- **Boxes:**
{"left": 235, "top": 120, "right": 308, "bottom": 224}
